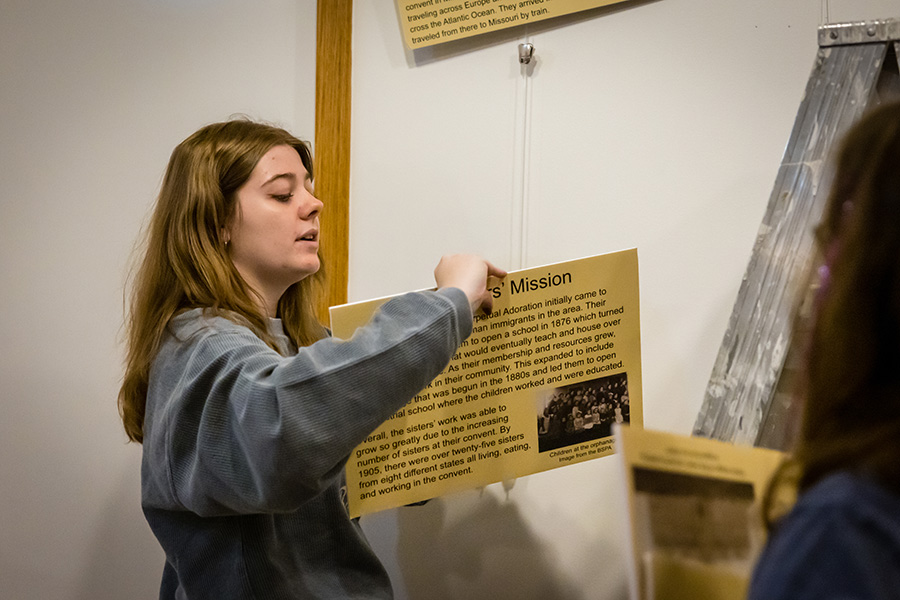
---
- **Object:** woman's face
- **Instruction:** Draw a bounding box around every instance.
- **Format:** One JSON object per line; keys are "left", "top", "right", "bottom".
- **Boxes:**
{"left": 226, "top": 144, "right": 323, "bottom": 307}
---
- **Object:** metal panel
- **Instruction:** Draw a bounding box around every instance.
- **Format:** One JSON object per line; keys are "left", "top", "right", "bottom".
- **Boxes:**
{"left": 819, "top": 18, "right": 900, "bottom": 47}
{"left": 693, "top": 41, "right": 888, "bottom": 446}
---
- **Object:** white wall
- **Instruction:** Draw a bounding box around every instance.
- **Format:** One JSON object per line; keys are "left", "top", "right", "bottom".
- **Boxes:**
{"left": 350, "top": 1, "right": 900, "bottom": 599}
{"left": 0, "top": 1, "right": 316, "bottom": 598}
{"left": 2, "top": 0, "right": 898, "bottom": 598}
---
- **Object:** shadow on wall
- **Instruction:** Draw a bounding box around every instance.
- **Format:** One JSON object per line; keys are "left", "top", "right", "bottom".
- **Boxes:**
{"left": 75, "top": 455, "right": 163, "bottom": 600}
{"left": 394, "top": 492, "right": 591, "bottom": 600}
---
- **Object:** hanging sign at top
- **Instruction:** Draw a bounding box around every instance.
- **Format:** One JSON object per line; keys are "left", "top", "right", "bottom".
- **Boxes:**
{"left": 397, "top": 0, "right": 630, "bottom": 49}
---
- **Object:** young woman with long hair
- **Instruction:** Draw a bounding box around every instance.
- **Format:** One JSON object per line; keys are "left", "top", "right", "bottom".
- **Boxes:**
{"left": 119, "top": 118, "right": 504, "bottom": 599}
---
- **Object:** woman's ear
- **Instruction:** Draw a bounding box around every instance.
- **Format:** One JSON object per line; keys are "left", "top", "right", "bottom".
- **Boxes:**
{"left": 222, "top": 202, "right": 239, "bottom": 247}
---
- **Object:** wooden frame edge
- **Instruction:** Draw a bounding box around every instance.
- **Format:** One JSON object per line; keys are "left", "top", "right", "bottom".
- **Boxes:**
{"left": 315, "top": 0, "right": 352, "bottom": 322}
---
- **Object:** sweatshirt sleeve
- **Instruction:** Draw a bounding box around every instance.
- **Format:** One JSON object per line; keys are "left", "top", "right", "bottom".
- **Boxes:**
{"left": 142, "top": 288, "right": 472, "bottom": 517}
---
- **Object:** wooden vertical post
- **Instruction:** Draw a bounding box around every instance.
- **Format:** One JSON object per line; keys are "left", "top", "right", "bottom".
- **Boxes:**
{"left": 315, "top": 0, "right": 352, "bottom": 321}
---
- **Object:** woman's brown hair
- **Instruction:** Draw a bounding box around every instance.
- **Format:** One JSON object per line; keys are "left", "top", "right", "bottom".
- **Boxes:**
{"left": 766, "top": 101, "right": 900, "bottom": 522}
{"left": 118, "top": 119, "right": 326, "bottom": 443}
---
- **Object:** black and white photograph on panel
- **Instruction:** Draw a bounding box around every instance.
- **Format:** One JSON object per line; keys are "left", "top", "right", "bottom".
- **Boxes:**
{"left": 535, "top": 371, "right": 629, "bottom": 453}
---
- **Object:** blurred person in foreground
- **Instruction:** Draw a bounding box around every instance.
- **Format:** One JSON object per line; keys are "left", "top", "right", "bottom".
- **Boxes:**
{"left": 749, "top": 100, "right": 900, "bottom": 600}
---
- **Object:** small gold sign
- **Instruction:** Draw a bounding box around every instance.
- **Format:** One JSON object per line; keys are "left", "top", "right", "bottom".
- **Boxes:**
{"left": 397, "top": 0, "right": 632, "bottom": 49}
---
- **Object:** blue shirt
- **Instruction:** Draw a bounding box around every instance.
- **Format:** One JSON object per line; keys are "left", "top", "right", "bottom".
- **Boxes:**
{"left": 748, "top": 471, "right": 900, "bottom": 600}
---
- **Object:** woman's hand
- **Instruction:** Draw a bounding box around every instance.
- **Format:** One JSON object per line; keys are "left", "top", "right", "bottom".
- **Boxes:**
{"left": 434, "top": 254, "right": 507, "bottom": 316}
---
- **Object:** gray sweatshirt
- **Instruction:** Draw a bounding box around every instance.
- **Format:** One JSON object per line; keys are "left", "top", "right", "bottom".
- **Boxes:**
{"left": 141, "top": 288, "right": 471, "bottom": 599}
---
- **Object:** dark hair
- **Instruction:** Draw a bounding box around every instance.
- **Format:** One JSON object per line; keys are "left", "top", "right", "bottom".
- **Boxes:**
{"left": 765, "top": 101, "right": 900, "bottom": 522}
